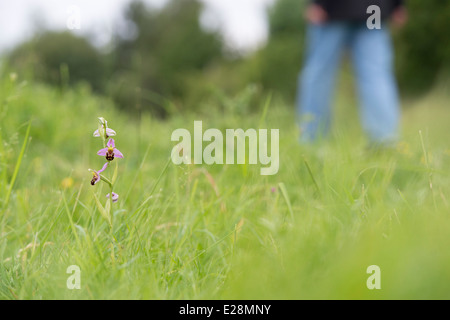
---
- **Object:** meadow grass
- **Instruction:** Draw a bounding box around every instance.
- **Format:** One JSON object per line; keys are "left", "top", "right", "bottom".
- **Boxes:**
{"left": 0, "top": 73, "right": 449, "bottom": 299}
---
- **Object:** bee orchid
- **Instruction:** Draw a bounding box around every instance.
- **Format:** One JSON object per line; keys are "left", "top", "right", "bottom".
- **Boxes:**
{"left": 90, "top": 162, "right": 109, "bottom": 185}
{"left": 89, "top": 117, "right": 123, "bottom": 223}
{"left": 97, "top": 138, "right": 124, "bottom": 161}
{"left": 93, "top": 117, "right": 116, "bottom": 139}
{"left": 93, "top": 127, "right": 116, "bottom": 138}
{"left": 106, "top": 192, "right": 119, "bottom": 203}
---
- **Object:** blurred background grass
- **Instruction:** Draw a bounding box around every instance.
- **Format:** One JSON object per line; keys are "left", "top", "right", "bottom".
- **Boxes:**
{"left": 1, "top": 70, "right": 449, "bottom": 299}
{"left": 0, "top": 0, "right": 449, "bottom": 299}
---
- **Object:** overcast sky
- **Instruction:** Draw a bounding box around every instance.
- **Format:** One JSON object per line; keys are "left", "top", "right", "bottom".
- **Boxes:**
{"left": 0, "top": 0, "right": 276, "bottom": 54}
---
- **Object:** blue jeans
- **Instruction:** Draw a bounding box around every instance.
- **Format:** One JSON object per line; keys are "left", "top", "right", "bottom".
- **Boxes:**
{"left": 296, "top": 22, "right": 400, "bottom": 144}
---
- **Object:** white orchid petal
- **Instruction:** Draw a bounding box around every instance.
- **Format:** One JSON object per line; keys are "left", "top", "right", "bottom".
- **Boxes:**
{"left": 106, "top": 128, "right": 116, "bottom": 136}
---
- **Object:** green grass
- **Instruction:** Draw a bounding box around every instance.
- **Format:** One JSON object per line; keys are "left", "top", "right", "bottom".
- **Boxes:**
{"left": 1, "top": 72, "right": 450, "bottom": 300}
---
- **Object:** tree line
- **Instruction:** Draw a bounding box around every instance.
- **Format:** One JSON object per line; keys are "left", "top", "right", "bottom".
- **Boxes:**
{"left": 7, "top": 0, "right": 450, "bottom": 117}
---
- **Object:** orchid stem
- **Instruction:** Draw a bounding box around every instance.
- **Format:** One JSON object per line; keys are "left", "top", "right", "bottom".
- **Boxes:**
{"left": 99, "top": 174, "right": 112, "bottom": 187}
{"left": 109, "top": 173, "right": 115, "bottom": 264}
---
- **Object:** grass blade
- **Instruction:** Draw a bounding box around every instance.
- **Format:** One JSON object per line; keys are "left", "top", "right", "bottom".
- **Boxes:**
{"left": 278, "top": 182, "right": 294, "bottom": 220}
{"left": 4, "top": 121, "right": 31, "bottom": 208}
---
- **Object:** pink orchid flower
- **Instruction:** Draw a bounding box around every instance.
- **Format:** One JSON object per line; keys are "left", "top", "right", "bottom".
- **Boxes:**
{"left": 90, "top": 162, "right": 109, "bottom": 185}
{"left": 97, "top": 138, "right": 124, "bottom": 161}
{"left": 93, "top": 118, "right": 116, "bottom": 138}
{"left": 106, "top": 192, "right": 119, "bottom": 203}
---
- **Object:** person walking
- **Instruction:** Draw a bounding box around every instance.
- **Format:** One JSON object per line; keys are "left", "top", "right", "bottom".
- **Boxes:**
{"left": 296, "top": 0, "right": 408, "bottom": 146}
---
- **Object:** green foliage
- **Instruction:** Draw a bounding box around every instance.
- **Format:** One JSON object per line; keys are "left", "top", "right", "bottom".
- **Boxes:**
{"left": 8, "top": 31, "right": 106, "bottom": 92}
{"left": 4, "top": 0, "right": 450, "bottom": 118}
{"left": 246, "top": 35, "right": 303, "bottom": 101}
{"left": 268, "top": 0, "right": 308, "bottom": 37}
{"left": 109, "top": 0, "right": 223, "bottom": 116}
{"left": 393, "top": 0, "right": 450, "bottom": 94}
{"left": 245, "top": 0, "right": 307, "bottom": 101}
{"left": 1, "top": 70, "right": 450, "bottom": 299}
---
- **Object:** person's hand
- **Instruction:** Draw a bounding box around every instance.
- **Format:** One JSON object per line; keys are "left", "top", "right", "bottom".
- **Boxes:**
{"left": 391, "top": 6, "right": 408, "bottom": 28}
{"left": 305, "top": 4, "right": 328, "bottom": 25}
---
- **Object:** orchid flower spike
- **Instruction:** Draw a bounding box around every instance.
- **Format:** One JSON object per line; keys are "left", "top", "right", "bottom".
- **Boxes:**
{"left": 93, "top": 118, "right": 116, "bottom": 139}
{"left": 97, "top": 138, "right": 124, "bottom": 161}
{"left": 89, "top": 162, "right": 109, "bottom": 185}
{"left": 106, "top": 192, "right": 119, "bottom": 203}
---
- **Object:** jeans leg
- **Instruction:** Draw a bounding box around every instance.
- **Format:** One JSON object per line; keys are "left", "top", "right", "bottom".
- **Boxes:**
{"left": 350, "top": 25, "right": 400, "bottom": 144}
{"left": 296, "top": 23, "right": 348, "bottom": 142}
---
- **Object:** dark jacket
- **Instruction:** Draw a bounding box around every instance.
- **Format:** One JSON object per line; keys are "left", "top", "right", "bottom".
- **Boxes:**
{"left": 313, "top": 0, "right": 404, "bottom": 22}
